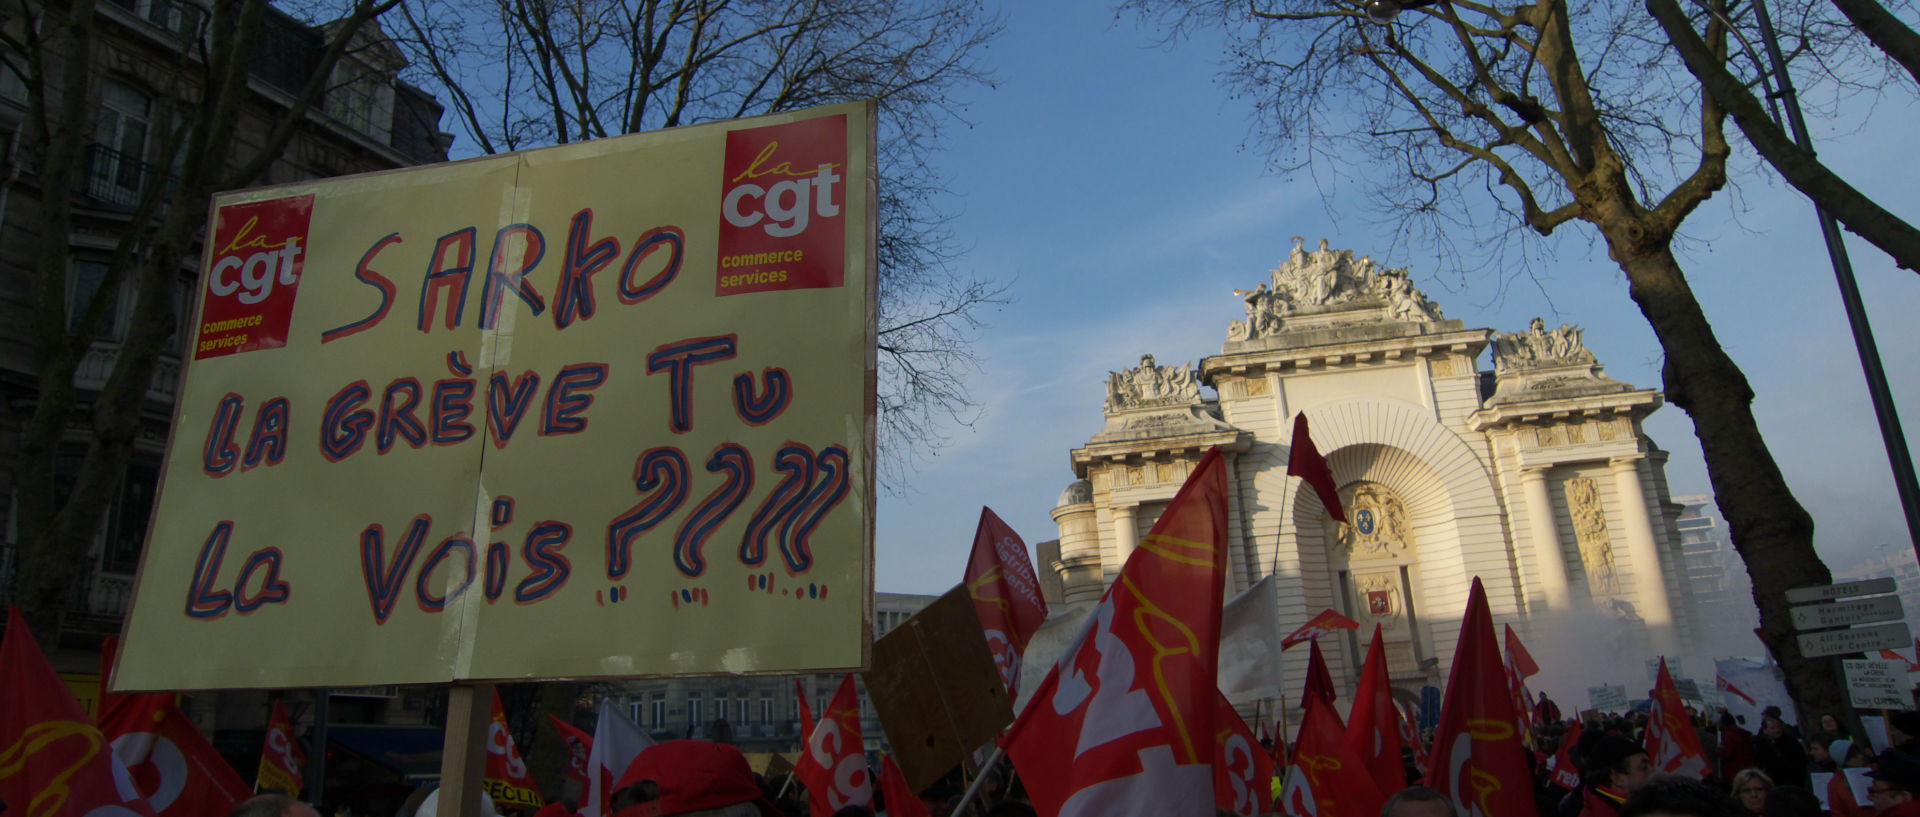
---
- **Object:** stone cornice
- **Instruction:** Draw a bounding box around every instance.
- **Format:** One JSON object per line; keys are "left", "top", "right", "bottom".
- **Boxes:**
{"left": 1201, "top": 328, "right": 1492, "bottom": 381}
{"left": 1070, "top": 430, "right": 1251, "bottom": 478}
{"left": 1465, "top": 388, "right": 1663, "bottom": 432}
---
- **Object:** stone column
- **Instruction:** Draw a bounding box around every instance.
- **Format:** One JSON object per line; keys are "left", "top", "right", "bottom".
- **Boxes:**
{"left": 1520, "top": 466, "right": 1573, "bottom": 613}
{"left": 1611, "top": 456, "right": 1681, "bottom": 656}
{"left": 1112, "top": 504, "right": 1140, "bottom": 571}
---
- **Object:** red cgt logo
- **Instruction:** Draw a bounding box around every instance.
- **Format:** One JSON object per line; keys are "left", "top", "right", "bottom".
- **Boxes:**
{"left": 195, "top": 194, "right": 314, "bottom": 360}
{"left": 716, "top": 115, "right": 847, "bottom": 296}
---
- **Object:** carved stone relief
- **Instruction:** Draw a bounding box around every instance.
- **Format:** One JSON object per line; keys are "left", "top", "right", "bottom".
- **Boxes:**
{"left": 1243, "top": 377, "right": 1271, "bottom": 396}
{"left": 1225, "top": 239, "right": 1445, "bottom": 341}
{"left": 1329, "top": 482, "right": 1414, "bottom": 561}
{"left": 1355, "top": 570, "right": 1406, "bottom": 634}
{"left": 1157, "top": 462, "right": 1180, "bottom": 483}
{"left": 1492, "top": 317, "right": 1598, "bottom": 372}
{"left": 1105, "top": 354, "right": 1203, "bottom": 412}
{"left": 1567, "top": 477, "right": 1620, "bottom": 595}
{"left": 1128, "top": 466, "right": 1146, "bottom": 486}
{"left": 1565, "top": 424, "right": 1586, "bottom": 444}
{"left": 1430, "top": 356, "right": 1459, "bottom": 377}
{"left": 1536, "top": 426, "right": 1558, "bottom": 448}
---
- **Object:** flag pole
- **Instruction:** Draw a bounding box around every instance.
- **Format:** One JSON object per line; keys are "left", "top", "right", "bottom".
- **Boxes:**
{"left": 947, "top": 744, "right": 1004, "bottom": 816}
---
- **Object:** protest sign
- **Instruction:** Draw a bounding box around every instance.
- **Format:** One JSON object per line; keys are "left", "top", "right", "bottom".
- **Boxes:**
{"left": 868, "top": 585, "right": 1014, "bottom": 793}
{"left": 1588, "top": 684, "right": 1628, "bottom": 712}
{"left": 115, "top": 102, "right": 877, "bottom": 690}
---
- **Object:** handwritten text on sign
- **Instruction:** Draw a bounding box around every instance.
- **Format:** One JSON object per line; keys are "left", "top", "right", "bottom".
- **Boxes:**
{"left": 115, "top": 103, "right": 875, "bottom": 691}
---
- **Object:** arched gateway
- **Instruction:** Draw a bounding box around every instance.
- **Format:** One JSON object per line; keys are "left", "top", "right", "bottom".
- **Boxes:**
{"left": 1049, "top": 239, "right": 1701, "bottom": 709}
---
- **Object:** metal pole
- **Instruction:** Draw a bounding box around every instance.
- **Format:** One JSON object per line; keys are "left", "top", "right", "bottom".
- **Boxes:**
{"left": 948, "top": 744, "right": 1005, "bottom": 816}
{"left": 307, "top": 690, "right": 329, "bottom": 808}
{"left": 1749, "top": 0, "right": 1920, "bottom": 555}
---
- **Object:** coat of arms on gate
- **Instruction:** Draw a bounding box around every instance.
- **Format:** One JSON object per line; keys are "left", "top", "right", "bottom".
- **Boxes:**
{"left": 1367, "top": 589, "right": 1394, "bottom": 616}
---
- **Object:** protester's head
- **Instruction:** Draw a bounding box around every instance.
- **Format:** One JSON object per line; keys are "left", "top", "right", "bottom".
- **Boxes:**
{"left": 1619, "top": 774, "right": 1744, "bottom": 817}
{"left": 1761, "top": 716, "right": 1787, "bottom": 740}
{"left": 1587, "top": 734, "right": 1655, "bottom": 794}
{"left": 1869, "top": 749, "right": 1920, "bottom": 809}
{"left": 227, "top": 795, "right": 320, "bottom": 817}
{"left": 1820, "top": 714, "right": 1845, "bottom": 736}
{"left": 613, "top": 740, "right": 783, "bottom": 817}
{"left": 1380, "top": 786, "right": 1455, "bottom": 817}
{"left": 1730, "top": 769, "right": 1774, "bottom": 816}
{"left": 1808, "top": 734, "right": 1834, "bottom": 766}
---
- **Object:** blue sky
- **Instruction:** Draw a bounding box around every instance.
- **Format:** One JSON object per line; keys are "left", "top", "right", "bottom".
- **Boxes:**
{"left": 869, "top": 3, "right": 1920, "bottom": 597}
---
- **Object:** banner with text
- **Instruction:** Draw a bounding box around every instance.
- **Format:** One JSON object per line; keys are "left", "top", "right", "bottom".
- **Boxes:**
{"left": 115, "top": 102, "right": 876, "bottom": 689}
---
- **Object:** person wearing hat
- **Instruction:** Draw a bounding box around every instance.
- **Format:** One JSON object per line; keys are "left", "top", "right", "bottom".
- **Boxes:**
{"left": 1868, "top": 749, "right": 1920, "bottom": 817}
{"left": 610, "top": 740, "right": 783, "bottom": 817}
{"left": 1581, "top": 735, "right": 1656, "bottom": 817}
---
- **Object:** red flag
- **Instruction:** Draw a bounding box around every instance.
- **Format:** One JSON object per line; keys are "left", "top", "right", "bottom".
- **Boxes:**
{"left": 1292, "top": 695, "right": 1385, "bottom": 817}
{"left": 1003, "top": 447, "right": 1231, "bottom": 817}
{"left": 257, "top": 699, "right": 306, "bottom": 795}
{"left": 795, "top": 678, "right": 815, "bottom": 736}
{"left": 1547, "top": 719, "right": 1583, "bottom": 790}
{"left": 485, "top": 690, "right": 544, "bottom": 808}
{"left": 879, "top": 754, "right": 929, "bottom": 817}
{"left": 1880, "top": 647, "right": 1920, "bottom": 673}
{"left": 1396, "top": 700, "right": 1428, "bottom": 777}
{"left": 0, "top": 608, "right": 159, "bottom": 816}
{"left": 547, "top": 714, "right": 593, "bottom": 793}
{"left": 1301, "top": 638, "right": 1337, "bottom": 706}
{"left": 1502, "top": 625, "right": 1539, "bottom": 679}
{"left": 1645, "top": 658, "right": 1709, "bottom": 778}
{"left": 1213, "top": 693, "right": 1275, "bottom": 817}
{"left": 1288, "top": 414, "right": 1346, "bottom": 523}
{"left": 1283, "top": 609, "right": 1359, "bottom": 650}
{"left": 963, "top": 507, "right": 1050, "bottom": 697}
{"left": 583, "top": 699, "right": 653, "bottom": 817}
{"left": 796, "top": 674, "right": 871, "bottom": 817}
{"left": 1426, "top": 578, "right": 1533, "bottom": 817}
{"left": 1347, "top": 625, "right": 1405, "bottom": 792}
{"left": 97, "top": 637, "right": 249, "bottom": 817}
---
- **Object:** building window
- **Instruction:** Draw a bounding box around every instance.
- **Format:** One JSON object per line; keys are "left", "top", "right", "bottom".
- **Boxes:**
{"left": 686, "top": 692, "right": 703, "bottom": 729}
{"left": 325, "top": 59, "right": 394, "bottom": 143}
{"left": 650, "top": 695, "right": 665, "bottom": 728}
{"left": 100, "top": 461, "right": 157, "bottom": 574}
{"left": 737, "top": 697, "right": 749, "bottom": 725}
{"left": 94, "top": 81, "right": 152, "bottom": 200}
{"left": 629, "top": 701, "right": 644, "bottom": 727}
{"left": 760, "top": 696, "right": 773, "bottom": 726}
{"left": 68, "top": 260, "right": 122, "bottom": 340}
{"left": 714, "top": 694, "right": 728, "bottom": 724}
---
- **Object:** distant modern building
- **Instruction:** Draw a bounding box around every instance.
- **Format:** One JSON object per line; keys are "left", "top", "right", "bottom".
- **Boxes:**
{"left": 608, "top": 592, "right": 940, "bottom": 754}
{"left": 1048, "top": 240, "right": 1704, "bottom": 705}
{"left": 1673, "top": 494, "right": 1763, "bottom": 656}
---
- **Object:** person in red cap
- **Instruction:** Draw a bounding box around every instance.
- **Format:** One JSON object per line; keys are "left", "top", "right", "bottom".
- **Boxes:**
{"left": 610, "top": 740, "right": 784, "bottom": 817}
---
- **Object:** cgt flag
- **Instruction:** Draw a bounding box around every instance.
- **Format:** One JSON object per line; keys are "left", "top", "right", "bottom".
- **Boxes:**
{"left": 98, "top": 636, "right": 249, "bottom": 816}
{"left": 879, "top": 754, "right": 930, "bottom": 817}
{"left": 485, "top": 690, "right": 544, "bottom": 808}
{"left": 0, "top": 608, "right": 159, "bottom": 816}
{"left": 796, "top": 674, "right": 872, "bottom": 817}
{"left": 1427, "top": 578, "right": 1533, "bottom": 817}
{"left": 963, "top": 507, "right": 1049, "bottom": 698}
{"left": 1213, "top": 692, "right": 1275, "bottom": 817}
{"left": 1282, "top": 609, "right": 1359, "bottom": 651}
{"left": 1291, "top": 694, "right": 1386, "bottom": 817}
{"left": 1645, "top": 658, "right": 1709, "bottom": 778}
{"left": 547, "top": 714, "right": 593, "bottom": 795}
{"left": 1003, "top": 447, "right": 1231, "bottom": 817}
{"left": 257, "top": 699, "right": 306, "bottom": 796}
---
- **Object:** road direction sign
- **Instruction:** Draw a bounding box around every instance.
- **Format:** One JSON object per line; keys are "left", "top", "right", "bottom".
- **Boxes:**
{"left": 1791, "top": 596, "right": 1907, "bottom": 630}
{"left": 1843, "top": 659, "right": 1912, "bottom": 709}
{"left": 1799, "top": 621, "right": 1913, "bottom": 658}
{"left": 1787, "top": 578, "right": 1898, "bottom": 604}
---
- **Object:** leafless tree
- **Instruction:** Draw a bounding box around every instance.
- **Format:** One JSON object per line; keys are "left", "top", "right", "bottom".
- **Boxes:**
{"left": 1127, "top": 0, "right": 1902, "bottom": 720}
{"left": 392, "top": 0, "right": 1007, "bottom": 485}
{"left": 0, "top": 0, "right": 401, "bottom": 646}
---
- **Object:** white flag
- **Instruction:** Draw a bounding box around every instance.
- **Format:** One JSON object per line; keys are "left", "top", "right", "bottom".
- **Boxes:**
{"left": 582, "top": 698, "right": 656, "bottom": 817}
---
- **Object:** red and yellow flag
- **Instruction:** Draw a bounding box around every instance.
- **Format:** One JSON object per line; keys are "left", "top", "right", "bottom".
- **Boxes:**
{"left": 484, "top": 689, "right": 544, "bottom": 807}
{"left": 1645, "top": 657, "right": 1709, "bottom": 778}
{"left": 256, "top": 699, "right": 305, "bottom": 795}
{"left": 1212, "top": 692, "right": 1275, "bottom": 817}
{"left": 795, "top": 674, "right": 870, "bottom": 817}
{"left": 1427, "top": 578, "right": 1534, "bottom": 817}
{"left": 1293, "top": 694, "right": 1385, "bottom": 817}
{"left": 963, "top": 507, "right": 1049, "bottom": 697}
{"left": 0, "top": 608, "right": 159, "bottom": 816}
{"left": 1347, "top": 624, "right": 1405, "bottom": 792}
{"left": 1003, "top": 447, "right": 1231, "bottom": 817}
{"left": 98, "top": 636, "right": 249, "bottom": 816}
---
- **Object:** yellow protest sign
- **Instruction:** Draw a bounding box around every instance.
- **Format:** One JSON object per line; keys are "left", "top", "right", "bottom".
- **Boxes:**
{"left": 113, "top": 102, "right": 875, "bottom": 690}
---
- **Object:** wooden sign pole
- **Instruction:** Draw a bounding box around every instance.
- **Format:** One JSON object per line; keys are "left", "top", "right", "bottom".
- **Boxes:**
{"left": 438, "top": 683, "right": 493, "bottom": 816}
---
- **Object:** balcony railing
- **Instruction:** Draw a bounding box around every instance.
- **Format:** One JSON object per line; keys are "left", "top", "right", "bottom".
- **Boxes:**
{"left": 83, "top": 143, "right": 176, "bottom": 215}
{"left": 72, "top": 343, "right": 182, "bottom": 406}
{"left": 0, "top": 544, "right": 138, "bottom": 624}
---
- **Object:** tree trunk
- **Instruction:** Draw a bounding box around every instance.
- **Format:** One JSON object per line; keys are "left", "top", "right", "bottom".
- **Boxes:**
{"left": 1601, "top": 218, "right": 1841, "bottom": 722}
